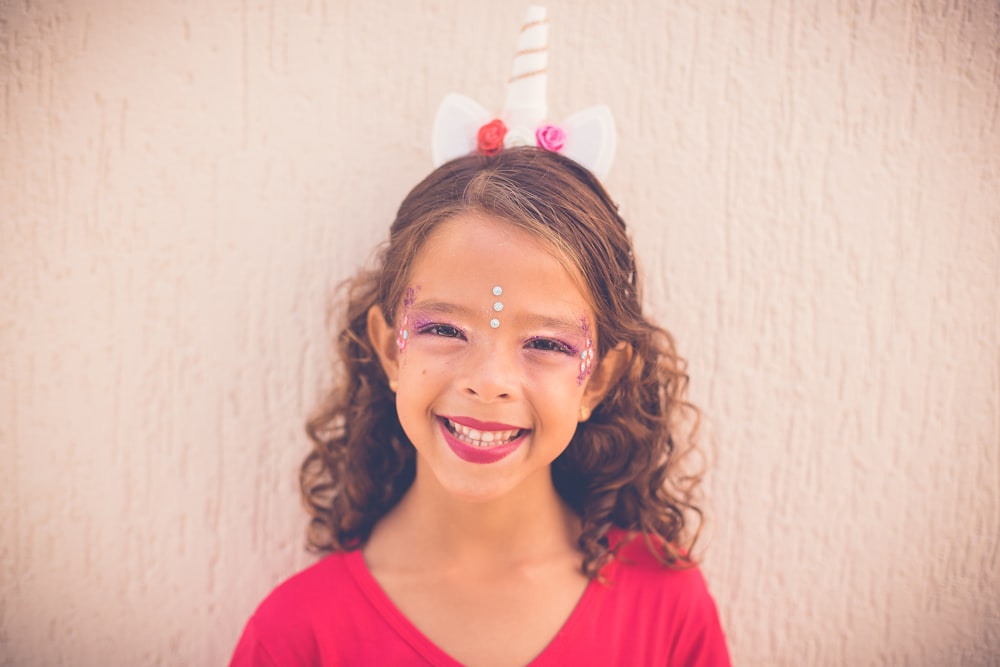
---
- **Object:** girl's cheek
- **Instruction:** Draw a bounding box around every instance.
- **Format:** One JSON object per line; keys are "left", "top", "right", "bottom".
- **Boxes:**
{"left": 504, "top": 352, "right": 587, "bottom": 388}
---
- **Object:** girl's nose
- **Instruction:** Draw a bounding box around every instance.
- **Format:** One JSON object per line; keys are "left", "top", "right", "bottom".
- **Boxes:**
{"left": 462, "top": 345, "right": 518, "bottom": 401}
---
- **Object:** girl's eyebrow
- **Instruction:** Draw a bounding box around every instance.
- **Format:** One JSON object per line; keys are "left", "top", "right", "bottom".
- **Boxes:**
{"left": 409, "top": 300, "right": 475, "bottom": 317}
{"left": 519, "top": 313, "right": 587, "bottom": 336}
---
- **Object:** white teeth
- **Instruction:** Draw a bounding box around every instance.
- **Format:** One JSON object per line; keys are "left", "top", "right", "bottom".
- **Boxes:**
{"left": 446, "top": 419, "right": 522, "bottom": 448}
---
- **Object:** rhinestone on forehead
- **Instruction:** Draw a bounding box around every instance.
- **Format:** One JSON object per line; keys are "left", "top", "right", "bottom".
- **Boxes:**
{"left": 490, "top": 286, "right": 503, "bottom": 328}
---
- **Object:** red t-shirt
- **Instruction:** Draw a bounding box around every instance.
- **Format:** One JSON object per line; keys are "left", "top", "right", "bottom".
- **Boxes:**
{"left": 230, "top": 533, "right": 730, "bottom": 666}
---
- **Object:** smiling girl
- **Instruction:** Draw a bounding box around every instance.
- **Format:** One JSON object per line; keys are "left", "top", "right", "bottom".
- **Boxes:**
{"left": 229, "top": 147, "right": 731, "bottom": 666}
{"left": 231, "top": 5, "right": 729, "bottom": 664}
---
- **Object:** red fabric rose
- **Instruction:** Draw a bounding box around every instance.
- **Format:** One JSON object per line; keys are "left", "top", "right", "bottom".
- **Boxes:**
{"left": 535, "top": 124, "right": 566, "bottom": 152}
{"left": 477, "top": 119, "right": 507, "bottom": 155}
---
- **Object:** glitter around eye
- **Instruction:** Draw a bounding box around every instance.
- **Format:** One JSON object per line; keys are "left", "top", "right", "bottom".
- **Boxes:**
{"left": 576, "top": 327, "right": 594, "bottom": 385}
{"left": 490, "top": 318, "right": 501, "bottom": 329}
{"left": 396, "top": 296, "right": 415, "bottom": 353}
{"left": 492, "top": 286, "right": 503, "bottom": 296}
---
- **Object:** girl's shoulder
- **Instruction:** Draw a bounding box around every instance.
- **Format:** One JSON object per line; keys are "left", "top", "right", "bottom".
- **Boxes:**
{"left": 602, "top": 528, "right": 710, "bottom": 598}
{"left": 230, "top": 551, "right": 368, "bottom": 666}
{"left": 605, "top": 527, "right": 690, "bottom": 567}
{"left": 254, "top": 550, "right": 359, "bottom": 613}
{"left": 538, "top": 529, "right": 730, "bottom": 666}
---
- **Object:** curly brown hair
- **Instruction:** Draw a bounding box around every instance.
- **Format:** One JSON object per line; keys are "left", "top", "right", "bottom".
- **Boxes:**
{"left": 302, "top": 147, "right": 704, "bottom": 577}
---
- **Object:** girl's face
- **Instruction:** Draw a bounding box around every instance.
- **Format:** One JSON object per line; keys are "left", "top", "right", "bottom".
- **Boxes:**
{"left": 371, "top": 212, "right": 617, "bottom": 503}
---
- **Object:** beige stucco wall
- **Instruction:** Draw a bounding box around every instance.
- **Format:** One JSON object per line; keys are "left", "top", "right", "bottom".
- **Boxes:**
{"left": 2, "top": 1, "right": 998, "bottom": 665}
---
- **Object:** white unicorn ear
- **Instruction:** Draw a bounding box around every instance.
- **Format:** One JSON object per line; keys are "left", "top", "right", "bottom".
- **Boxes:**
{"left": 431, "top": 93, "right": 492, "bottom": 167}
{"left": 560, "top": 105, "right": 617, "bottom": 179}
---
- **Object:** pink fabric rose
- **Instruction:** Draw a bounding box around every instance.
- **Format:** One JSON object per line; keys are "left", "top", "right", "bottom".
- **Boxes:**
{"left": 477, "top": 119, "right": 507, "bottom": 155}
{"left": 535, "top": 124, "right": 566, "bottom": 152}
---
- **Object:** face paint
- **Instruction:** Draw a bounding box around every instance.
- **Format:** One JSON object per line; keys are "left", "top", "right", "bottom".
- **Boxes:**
{"left": 577, "top": 317, "right": 594, "bottom": 385}
{"left": 490, "top": 285, "right": 503, "bottom": 328}
{"left": 396, "top": 287, "right": 417, "bottom": 352}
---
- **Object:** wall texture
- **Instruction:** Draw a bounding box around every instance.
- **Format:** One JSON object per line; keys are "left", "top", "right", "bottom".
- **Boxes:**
{"left": 2, "top": 0, "right": 998, "bottom": 665}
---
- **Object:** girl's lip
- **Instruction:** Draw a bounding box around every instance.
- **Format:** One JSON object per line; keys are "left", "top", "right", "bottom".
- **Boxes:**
{"left": 442, "top": 415, "right": 526, "bottom": 431}
{"left": 437, "top": 419, "right": 527, "bottom": 465}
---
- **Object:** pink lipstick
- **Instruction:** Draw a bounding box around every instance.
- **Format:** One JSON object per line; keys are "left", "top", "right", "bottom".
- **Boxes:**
{"left": 438, "top": 416, "right": 528, "bottom": 465}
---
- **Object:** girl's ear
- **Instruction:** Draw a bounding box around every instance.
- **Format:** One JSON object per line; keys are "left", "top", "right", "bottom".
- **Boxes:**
{"left": 367, "top": 305, "right": 399, "bottom": 382}
{"left": 580, "top": 342, "right": 632, "bottom": 421}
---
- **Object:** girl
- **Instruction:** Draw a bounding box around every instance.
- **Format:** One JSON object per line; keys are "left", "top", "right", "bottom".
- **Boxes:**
{"left": 229, "top": 147, "right": 731, "bottom": 666}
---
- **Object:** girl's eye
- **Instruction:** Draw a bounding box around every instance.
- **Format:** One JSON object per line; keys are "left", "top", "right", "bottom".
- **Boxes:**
{"left": 526, "top": 337, "right": 572, "bottom": 354}
{"left": 417, "top": 323, "right": 466, "bottom": 339}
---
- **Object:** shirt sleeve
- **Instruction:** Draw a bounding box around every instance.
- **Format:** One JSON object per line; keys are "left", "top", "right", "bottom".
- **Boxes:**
{"left": 668, "top": 577, "right": 731, "bottom": 667}
{"left": 228, "top": 617, "right": 280, "bottom": 667}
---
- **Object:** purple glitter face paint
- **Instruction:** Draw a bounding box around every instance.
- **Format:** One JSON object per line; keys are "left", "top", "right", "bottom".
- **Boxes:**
{"left": 576, "top": 317, "right": 595, "bottom": 385}
{"left": 410, "top": 317, "right": 437, "bottom": 334}
{"left": 396, "top": 287, "right": 417, "bottom": 353}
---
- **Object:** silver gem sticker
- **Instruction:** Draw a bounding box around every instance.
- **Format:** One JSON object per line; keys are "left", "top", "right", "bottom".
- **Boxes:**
{"left": 490, "top": 286, "right": 504, "bottom": 328}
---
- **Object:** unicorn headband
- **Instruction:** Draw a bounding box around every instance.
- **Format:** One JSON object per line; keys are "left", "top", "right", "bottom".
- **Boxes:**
{"left": 431, "top": 5, "right": 616, "bottom": 179}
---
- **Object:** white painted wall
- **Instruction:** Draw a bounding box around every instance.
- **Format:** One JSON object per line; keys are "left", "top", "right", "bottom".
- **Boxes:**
{"left": 2, "top": 1, "right": 998, "bottom": 665}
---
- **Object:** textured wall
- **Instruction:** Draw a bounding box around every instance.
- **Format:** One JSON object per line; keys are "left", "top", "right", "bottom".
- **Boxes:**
{"left": 2, "top": 1, "right": 998, "bottom": 665}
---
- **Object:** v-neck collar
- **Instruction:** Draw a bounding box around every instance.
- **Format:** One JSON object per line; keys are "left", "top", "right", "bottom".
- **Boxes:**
{"left": 343, "top": 548, "right": 603, "bottom": 666}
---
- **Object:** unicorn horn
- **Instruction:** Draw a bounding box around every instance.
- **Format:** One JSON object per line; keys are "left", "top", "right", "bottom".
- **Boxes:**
{"left": 502, "top": 5, "right": 549, "bottom": 130}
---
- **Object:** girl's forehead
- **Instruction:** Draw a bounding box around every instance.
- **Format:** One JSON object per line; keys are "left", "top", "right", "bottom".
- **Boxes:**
{"left": 405, "top": 213, "right": 593, "bottom": 319}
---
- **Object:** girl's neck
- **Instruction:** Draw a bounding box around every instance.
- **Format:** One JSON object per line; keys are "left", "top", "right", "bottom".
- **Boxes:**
{"left": 365, "top": 464, "right": 581, "bottom": 575}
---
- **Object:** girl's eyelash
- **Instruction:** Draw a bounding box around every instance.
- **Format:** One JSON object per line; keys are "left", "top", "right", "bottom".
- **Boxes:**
{"left": 525, "top": 337, "right": 574, "bottom": 355}
{"left": 415, "top": 322, "right": 467, "bottom": 339}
